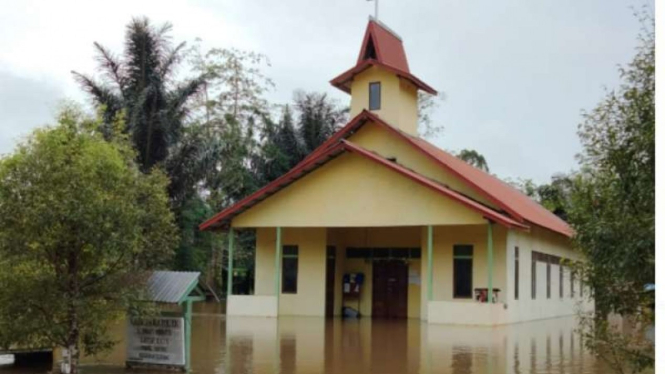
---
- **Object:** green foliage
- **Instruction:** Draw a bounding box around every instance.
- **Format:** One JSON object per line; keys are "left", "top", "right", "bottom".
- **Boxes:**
{"left": 174, "top": 196, "right": 224, "bottom": 289}
{"left": 510, "top": 174, "right": 573, "bottom": 221}
{"left": 253, "top": 105, "right": 302, "bottom": 186}
{"left": 293, "top": 91, "right": 348, "bottom": 155}
{"left": 0, "top": 106, "right": 178, "bottom": 372}
{"left": 187, "top": 43, "right": 275, "bottom": 123}
{"left": 73, "top": 16, "right": 206, "bottom": 175}
{"left": 418, "top": 91, "right": 444, "bottom": 139}
{"left": 569, "top": 14, "right": 654, "bottom": 373}
{"left": 456, "top": 149, "right": 489, "bottom": 172}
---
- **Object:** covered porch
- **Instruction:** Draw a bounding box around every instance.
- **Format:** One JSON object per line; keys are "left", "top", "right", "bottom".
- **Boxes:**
{"left": 225, "top": 223, "right": 512, "bottom": 325}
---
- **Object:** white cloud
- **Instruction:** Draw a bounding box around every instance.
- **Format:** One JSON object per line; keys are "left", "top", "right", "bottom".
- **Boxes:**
{"left": 0, "top": 0, "right": 644, "bottom": 182}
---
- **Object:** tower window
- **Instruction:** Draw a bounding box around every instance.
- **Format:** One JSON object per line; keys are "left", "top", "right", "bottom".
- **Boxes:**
{"left": 363, "top": 37, "right": 377, "bottom": 60}
{"left": 369, "top": 82, "right": 381, "bottom": 110}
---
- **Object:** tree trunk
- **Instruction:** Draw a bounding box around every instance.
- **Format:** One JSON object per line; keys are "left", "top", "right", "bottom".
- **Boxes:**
{"left": 64, "top": 251, "right": 80, "bottom": 374}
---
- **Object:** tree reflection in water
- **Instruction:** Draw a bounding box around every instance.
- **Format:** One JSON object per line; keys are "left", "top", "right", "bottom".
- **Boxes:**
{"left": 1, "top": 307, "right": 608, "bottom": 374}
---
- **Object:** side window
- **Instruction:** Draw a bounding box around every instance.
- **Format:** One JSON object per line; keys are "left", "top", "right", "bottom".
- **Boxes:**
{"left": 453, "top": 245, "right": 473, "bottom": 298}
{"left": 559, "top": 264, "right": 564, "bottom": 298}
{"left": 546, "top": 261, "right": 551, "bottom": 299}
{"left": 514, "top": 247, "right": 519, "bottom": 300}
{"left": 369, "top": 82, "right": 381, "bottom": 110}
{"left": 282, "top": 245, "right": 298, "bottom": 294}
{"left": 531, "top": 252, "right": 537, "bottom": 300}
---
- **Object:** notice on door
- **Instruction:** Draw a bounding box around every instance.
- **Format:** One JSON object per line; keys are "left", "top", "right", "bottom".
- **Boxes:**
{"left": 408, "top": 268, "right": 421, "bottom": 285}
{"left": 126, "top": 316, "right": 185, "bottom": 367}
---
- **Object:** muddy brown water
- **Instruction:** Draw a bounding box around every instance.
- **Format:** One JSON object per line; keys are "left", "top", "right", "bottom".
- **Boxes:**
{"left": 0, "top": 303, "right": 618, "bottom": 374}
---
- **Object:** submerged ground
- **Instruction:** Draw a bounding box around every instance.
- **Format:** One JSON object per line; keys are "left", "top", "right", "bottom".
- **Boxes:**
{"left": 0, "top": 303, "right": 610, "bottom": 374}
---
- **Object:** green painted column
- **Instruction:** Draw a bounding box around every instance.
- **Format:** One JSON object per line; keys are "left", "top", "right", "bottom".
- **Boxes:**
{"left": 274, "top": 227, "right": 282, "bottom": 305}
{"left": 487, "top": 221, "right": 494, "bottom": 304}
{"left": 427, "top": 225, "right": 434, "bottom": 301}
{"left": 227, "top": 228, "right": 235, "bottom": 297}
{"left": 184, "top": 299, "right": 193, "bottom": 371}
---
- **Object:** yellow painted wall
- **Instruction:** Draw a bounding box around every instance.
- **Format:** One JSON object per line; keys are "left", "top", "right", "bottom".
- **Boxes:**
{"left": 233, "top": 153, "right": 486, "bottom": 228}
{"left": 254, "top": 227, "right": 327, "bottom": 317}
{"left": 348, "top": 122, "right": 499, "bottom": 210}
{"left": 255, "top": 224, "right": 512, "bottom": 320}
{"left": 503, "top": 226, "right": 593, "bottom": 323}
{"left": 327, "top": 227, "right": 421, "bottom": 318}
{"left": 349, "top": 66, "right": 418, "bottom": 135}
{"left": 420, "top": 224, "right": 507, "bottom": 320}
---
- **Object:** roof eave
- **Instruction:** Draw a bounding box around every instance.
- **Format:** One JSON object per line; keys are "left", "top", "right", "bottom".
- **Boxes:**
{"left": 330, "top": 60, "right": 437, "bottom": 95}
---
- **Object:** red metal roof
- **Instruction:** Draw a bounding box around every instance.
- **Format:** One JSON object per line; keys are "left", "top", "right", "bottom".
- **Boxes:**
{"left": 330, "top": 20, "right": 437, "bottom": 95}
{"left": 330, "top": 59, "right": 437, "bottom": 95}
{"left": 207, "top": 109, "right": 572, "bottom": 237}
{"left": 200, "top": 109, "right": 573, "bottom": 236}
{"left": 199, "top": 135, "right": 528, "bottom": 231}
{"left": 335, "top": 111, "right": 574, "bottom": 237}
{"left": 406, "top": 137, "right": 574, "bottom": 237}
{"left": 199, "top": 143, "right": 347, "bottom": 231}
{"left": 357, "top": 20, "right": 410, "bottom": 72}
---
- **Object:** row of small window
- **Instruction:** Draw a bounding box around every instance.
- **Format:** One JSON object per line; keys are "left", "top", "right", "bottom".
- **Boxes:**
{"left": 281, "top": 244, "right": 484, "bottom": 299}
{"left": 346, "top": 247, "right": 421, "bottom": 259}
{"left": 280, "top": 246, "right": 420, "bottom": 294}
{"left": 514, "top": 247, "right": 583, "bottom": 301}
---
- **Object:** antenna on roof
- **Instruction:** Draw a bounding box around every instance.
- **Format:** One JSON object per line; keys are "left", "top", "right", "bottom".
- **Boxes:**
{"left": 366, "top": 0, "right": 378, "bottom": 20}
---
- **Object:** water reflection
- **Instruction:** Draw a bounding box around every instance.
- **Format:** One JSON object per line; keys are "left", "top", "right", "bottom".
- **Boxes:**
{"left": 1, "top": 309, "right": 609, "bottom": 374}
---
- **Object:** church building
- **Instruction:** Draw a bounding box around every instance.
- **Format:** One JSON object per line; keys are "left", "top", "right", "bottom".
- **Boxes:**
{"left": 200, "top": 18, "right": 592, "bottom": 325}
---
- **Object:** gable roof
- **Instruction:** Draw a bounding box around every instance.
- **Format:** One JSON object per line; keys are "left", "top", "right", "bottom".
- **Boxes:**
{"left": 358, "top": 19, "right": 410, "bottom": 72}
{"left": 330, "top": 20, "right": 437, "bottom": 95}
{"left": 143, "top": 271, "right": 201, "bottom": 304}
{"left": 199, "top": 136, "right": 528, "bottom": 231}
{"left": 406, "top": 137, "right": 574, "bottom": 237}
{"left": 200, "top": 110, "right": 573, "bottom": 238}
{"left": 335, "top": 111, "right": 574, "bottom": 237}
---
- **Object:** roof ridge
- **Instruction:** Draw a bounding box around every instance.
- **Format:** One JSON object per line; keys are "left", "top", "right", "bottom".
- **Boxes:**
{"left": 368, "top": 16, "right": 403, "bottom": 41}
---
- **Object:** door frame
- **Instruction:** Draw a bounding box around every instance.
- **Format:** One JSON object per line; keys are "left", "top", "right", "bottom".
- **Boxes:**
{"left": 371, "top": 259, "right": 408, "bottom": 318}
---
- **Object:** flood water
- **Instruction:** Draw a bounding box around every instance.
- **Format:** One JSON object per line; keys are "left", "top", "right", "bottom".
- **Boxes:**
{"left": 1, "top": 303, "right": 616, "bottom": 374}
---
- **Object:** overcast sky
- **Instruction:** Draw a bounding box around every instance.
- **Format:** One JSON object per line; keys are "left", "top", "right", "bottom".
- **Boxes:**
{"left": 0, "top": 0, "right": 647, "bottom": 183}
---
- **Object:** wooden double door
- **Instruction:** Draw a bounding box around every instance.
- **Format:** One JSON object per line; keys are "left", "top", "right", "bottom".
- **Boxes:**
{"left": 372, "top": 260, "right": 408, "bottom": 318}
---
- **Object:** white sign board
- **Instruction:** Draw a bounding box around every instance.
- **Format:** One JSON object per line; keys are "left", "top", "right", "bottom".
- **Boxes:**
{"left": 126, "top": 317, "right": 185, "bottom": 367}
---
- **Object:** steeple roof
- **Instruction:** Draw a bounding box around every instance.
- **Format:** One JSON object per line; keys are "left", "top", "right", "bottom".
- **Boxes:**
{"left": 357, "top": 19, "right": 410, "bottom": 72}
{"left": 330, "top": 19, "right": 437, "bottom": 95}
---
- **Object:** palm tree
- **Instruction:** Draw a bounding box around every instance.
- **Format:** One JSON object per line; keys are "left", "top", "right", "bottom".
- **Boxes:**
{"left": 72, "top": 17, "right": 206, "bottom": 172}
{"left": 457, "top": 149, "right": 489, "bottom": 172}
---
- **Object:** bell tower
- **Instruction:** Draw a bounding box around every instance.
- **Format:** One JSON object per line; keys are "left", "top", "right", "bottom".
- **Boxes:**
{"left": 331, "top": 18, "right": 436, "bottom": 135}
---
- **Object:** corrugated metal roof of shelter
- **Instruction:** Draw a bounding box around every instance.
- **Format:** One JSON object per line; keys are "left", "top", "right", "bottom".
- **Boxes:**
{"left": 145, "top": 271, "right": 201, "bottom": 304}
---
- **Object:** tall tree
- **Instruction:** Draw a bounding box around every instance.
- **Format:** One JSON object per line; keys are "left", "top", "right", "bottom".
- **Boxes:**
{"left": 0, "top": 107, "right": 178, "bottom": 374}
{"left": 188, "top": 44, "right": 274, "bottom": 125}
{"left": 293, "top": 91, "right": 347, "bottom": 155}
{"left": 570, "top": 14, "right": 654, "bottom": 373}
{"left": 418, "top": 91, "right": 444, "bottom": 139}
{"left": 456, "top": 149, "right": 489, "bottom": 172}
{"left": 253, "top": 105, "right": 302, "bottom": 185}
{"left": 73, "top": 17, "right": 205, "bottom": 174}
{"left": 511, "top": 174, "right": 573, "bottom": 221}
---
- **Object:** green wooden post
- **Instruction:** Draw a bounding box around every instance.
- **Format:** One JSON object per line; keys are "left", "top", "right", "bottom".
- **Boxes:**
{"left": 427, "top": 225, "right": 434, "bottom": 301}
{"left": 487, "top": 221, "right": 494, "bottom": 304}
{"left": 274, "top": 227, "right": 282, "bottom": 305}
{"left": 184, "top": 299, "right": 193, "bottom": 371}
{"left": 227, "top": 228, "right": 235, "bottom": 297}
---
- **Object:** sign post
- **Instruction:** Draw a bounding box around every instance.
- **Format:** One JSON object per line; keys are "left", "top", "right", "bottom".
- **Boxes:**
{"left": 125, "top": 271, "right": 209, "bottom": 372}
{"left": 126, "top": 316, "right": 186, "bottom": 369}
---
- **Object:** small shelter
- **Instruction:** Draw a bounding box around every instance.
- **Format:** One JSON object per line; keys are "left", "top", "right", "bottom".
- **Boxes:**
{"left": 126, "top": 271, "right": 207, "bottom": 371}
